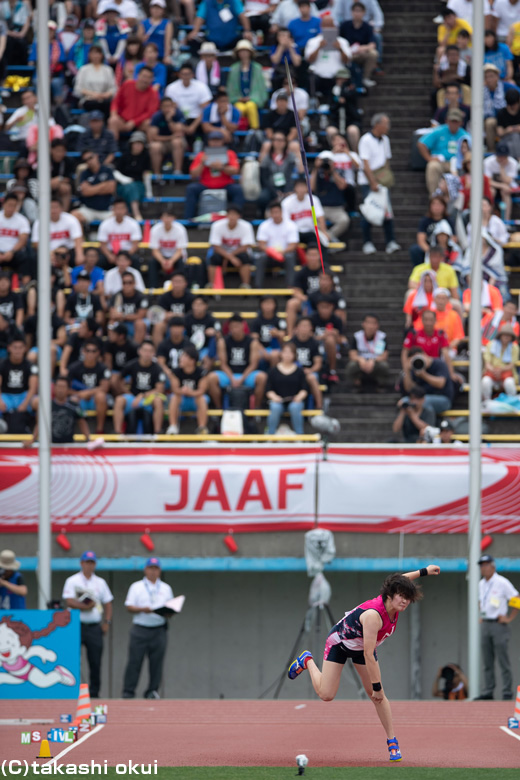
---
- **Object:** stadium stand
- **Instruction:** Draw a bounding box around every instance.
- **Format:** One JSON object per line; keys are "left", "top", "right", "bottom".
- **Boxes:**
{"left": 0, "top": 0, "right": 519, "bottom": 443}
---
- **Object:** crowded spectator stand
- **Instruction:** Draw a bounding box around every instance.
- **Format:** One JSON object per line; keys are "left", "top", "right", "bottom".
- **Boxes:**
{"left": 0, "top": 0, "right": 519, "bottom": 445}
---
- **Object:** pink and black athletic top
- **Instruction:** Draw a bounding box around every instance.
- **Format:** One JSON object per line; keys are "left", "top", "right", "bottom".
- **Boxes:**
{"left": 324, "top": 594, "right": 398, "bottom": 664}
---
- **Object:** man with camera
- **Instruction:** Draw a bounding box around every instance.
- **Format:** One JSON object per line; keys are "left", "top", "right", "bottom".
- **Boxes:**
{"left": 401, "top": 309, "right": 461, "bottom": 388}
{"left": 0, "top": 549, "right": 27, "bottom": 609}
{"left": 402, "top": 347, "right": 454, "bottom": 416}
{"left": 310, "top": 152, "right": 351, "bottom": 242}
{"left": 392, "top": 386, "right": 436, "bottom": 443}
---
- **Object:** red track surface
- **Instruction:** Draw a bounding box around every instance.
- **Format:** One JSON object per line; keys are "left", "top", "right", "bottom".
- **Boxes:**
{"left": 2, "top": 700, "right": 518, "bottom": 768}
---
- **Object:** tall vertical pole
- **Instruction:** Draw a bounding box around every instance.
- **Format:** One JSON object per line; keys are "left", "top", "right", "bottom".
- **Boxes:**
{"left": 37, "top": 8, "right": 52, "bottom": 609}
{"left": 468, "top": 0, "right": 484, "bottom": 699}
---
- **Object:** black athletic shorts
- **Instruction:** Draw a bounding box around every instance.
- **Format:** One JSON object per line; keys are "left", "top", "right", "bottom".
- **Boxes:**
{"left": 324, "top": 624, "right": 377, "bottom": 666}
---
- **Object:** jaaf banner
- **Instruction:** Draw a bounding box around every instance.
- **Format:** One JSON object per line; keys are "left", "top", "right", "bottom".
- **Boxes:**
{"left": 1, "top": 445, "right": 520, "bottom": 534}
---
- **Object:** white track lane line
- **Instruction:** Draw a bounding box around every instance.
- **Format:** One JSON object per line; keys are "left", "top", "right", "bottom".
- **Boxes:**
{"left": 499, "top": 726, "right": 520, "bottom": 742}
{"left": 43, "top": 724, "right": 105, "bottom": 766}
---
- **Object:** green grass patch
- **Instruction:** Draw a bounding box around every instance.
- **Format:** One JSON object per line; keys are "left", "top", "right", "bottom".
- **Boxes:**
{"left": 17, "top": 769, "right": 518, "bottom": 780}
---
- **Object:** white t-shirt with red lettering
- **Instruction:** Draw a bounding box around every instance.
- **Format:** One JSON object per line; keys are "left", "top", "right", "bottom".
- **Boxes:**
{"left": 281, "top": 192, "right": 324, "bottom": 233}
{"left": 209, "top": 218, "right": 255, "bottom": 251}
{"left": 149, "top": 221, "right": 188, "bottom": 259}
{"left": 319, "top": 151, "right": 361, "bottom": 187}
{"left": 0, "top": 210, "right": 30, "bottom": 252}
{"left": 256, "top": 217, "right": 299, "bottom": 251}
{"left": 97, "top": 215, "right": 142, "bottom": 252}
{"left": 32, "top": 213, "right": 83, "bottom": 251}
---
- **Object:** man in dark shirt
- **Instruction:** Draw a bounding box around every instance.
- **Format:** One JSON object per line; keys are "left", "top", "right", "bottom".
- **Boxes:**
{"left": 24, "top": 310, "right": 67, "bottom": 374}
{"left": 0, "top": 337, "right": 39, "bottom": 428}
{"left": 149, "top": 96, "right": 187, "bottom": 178}
{"left": 207, "top": 314, "right": 267, "bottom": 408}
{"left": 167, "top": 345, "right": 209, "bottom": 435}
{"left": 60, "top": 317, "right": 102, "bottom": 375}
{"left": 402, "top": 347, "right": 454, "bottom": 416}
{"left": 184, "top": 296, "right": 220, "bottom": 371}
{"left": 50, "top": 138, "right": 76, "bottom": 213}
{"left": 339, "top": 1, "right": 378, "bottom": 88}
{"left": 153, "top": 271, "right": 194, "bottom": 344}
{"left": 310, "top": 154, "right": 350, "bottom": 241}
{"left": 67, "top": 339, "right": 111, "bottom": 432}
{"left": 291, "top": 316, "right": 323, "bottom": 407}
{"left": 0, "top": 272, "right": 24, "bottom": 356}
{"left": 65, "top": 270, "right": 104, "bottom": 326}
{"left": 250, "top": 295, "right": 287, "bottom": 367}
{"left": 109, "top": 272, "right": 148, "bottom": 344}
{"left": 286, "top": 245, "right": 330, "bottom": 335}
{"left": 157, "top": 316, "right": 191, "bottom": 385}
{"left": 113, "top": 340, "right": 166, "bottom": 434}
{"left": 264, "top": 93, "right": 297, "bottom": 141}
{"left": 310, "top": 297, "right": 347, "bottom": 382}
{"left": 392, "top": 385, "right": 437, "bottom": 444}
{"left": 105, "top": 322, "right": 138, "bottom": 396}
{"left": 77, "top": 111, "right": 117, "bottom": 166}
{"left": 496, "top": 89, "right": 520, "bottom": 159}
{"left": 72, "top": 150, "right": 116, "bottom": 225}
{"left": 307, "top": 271, "right": 347, "bottom": 324}
{"left": 30, "top": 376, "right": 91, "bottom": 444}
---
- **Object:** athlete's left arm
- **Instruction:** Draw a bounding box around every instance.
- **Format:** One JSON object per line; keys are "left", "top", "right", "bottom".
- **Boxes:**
{"left": 402, "top": 564, "right": 441, "bottom": 581}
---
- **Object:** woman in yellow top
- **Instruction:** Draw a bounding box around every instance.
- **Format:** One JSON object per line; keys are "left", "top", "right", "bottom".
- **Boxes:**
{"left": 437, "top": 9, "right": 472, "bottom": 57}
{"left": 482, "top": 324, "right": 519, "bottom": 400}
{"left": 507, "top": 21, "right": 520, "bottom": 79}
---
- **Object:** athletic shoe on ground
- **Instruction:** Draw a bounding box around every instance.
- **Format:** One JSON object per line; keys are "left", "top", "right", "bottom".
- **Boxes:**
{"left": 145, "top": 690, "right": 160, "bottom": 699}
{"left": 288, "top": 650, "right": 313, "bottom": 680}
{"left": 362, "top": 242, "right": 377, "bottom": 255}
{"left": 385, "top": 241, "right": 401, "bottom": 254}
{"left": 196, "top": 425, "right": 209, "bottom": 434}
{"left": 166, "top": 424, "right": 179, "bottom": 435}
{"left": 387, "top": 737, "right": 402, "bottom": 761}
{"left": 474, "top": 694, "right": 494, "bottom": 700}
{"left": 363, "top": 78, "right": 376, "bottom": 87}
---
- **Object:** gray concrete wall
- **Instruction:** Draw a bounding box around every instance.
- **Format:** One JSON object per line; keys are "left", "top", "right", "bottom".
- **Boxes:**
{"left": 6, "top": 530, "right": 520, "bottom": 559}
{"left": 17, "top": 570, "right": 520, "bottom": 701}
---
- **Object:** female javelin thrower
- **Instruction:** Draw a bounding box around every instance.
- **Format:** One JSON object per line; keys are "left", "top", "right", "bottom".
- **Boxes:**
{"left": 288, "top": 564, "right": 441, "bottom": 761}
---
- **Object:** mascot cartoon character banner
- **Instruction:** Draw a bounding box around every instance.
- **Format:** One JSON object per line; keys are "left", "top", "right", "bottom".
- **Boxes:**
{"left": 0, "top": 610, "right": 80, "bottom": 699}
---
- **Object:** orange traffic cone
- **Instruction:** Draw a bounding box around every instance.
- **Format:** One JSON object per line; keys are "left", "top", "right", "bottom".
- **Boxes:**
{"left": 514, "top": 685, "right": 520, "bottom": 720}
{"left": 36, "top": 739, "right": 52, "bottom": 759}
{"left": 73, "top": 683, "right": 91, "bottom": 725}
{"left": 213, "top": 266, "right": 225, "bottom": 290}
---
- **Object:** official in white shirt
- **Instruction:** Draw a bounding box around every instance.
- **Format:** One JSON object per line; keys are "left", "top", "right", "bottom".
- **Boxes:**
{"left": 477, "top": 554, "right": 519, "bottom": 700}
{"left": 122, "top": 557, "right": 174, "bottom": 700}
{"left": 62, "top": 550, "right": 114, "bottom": 698}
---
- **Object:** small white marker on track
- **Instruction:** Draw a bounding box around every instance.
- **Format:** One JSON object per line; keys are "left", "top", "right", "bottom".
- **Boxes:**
{"left": 294, "top": 704, "right": 306, "bottom": 710}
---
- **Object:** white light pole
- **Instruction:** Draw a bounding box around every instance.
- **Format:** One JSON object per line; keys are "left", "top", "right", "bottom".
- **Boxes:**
{"left": 37, "top": 8, "right": 52, "bottom": 609}
{"left": 468, "top": 0, "right": 484, "bottom": 698}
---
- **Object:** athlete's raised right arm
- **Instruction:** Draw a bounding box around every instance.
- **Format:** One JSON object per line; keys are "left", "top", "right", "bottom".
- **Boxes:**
{"left": 402, "top": 564, "right": 441, "bottom": 581}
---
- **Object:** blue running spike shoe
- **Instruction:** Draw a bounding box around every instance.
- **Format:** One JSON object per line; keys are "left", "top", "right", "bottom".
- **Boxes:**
{"left": 387, "top": 737, "right": 402, "bottom": 761}
{"left": 288, "top": 650, "right": 313, "bottom": 680}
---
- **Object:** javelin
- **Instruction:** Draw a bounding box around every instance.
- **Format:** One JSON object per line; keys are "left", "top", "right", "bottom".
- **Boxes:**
{"left": 284, "top": 60, "right": 325, "bottom": 273}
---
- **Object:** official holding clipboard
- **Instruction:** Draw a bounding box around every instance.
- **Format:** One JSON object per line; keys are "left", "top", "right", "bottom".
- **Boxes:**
{"left": 122, "top": 557, "right": 182, "bottom": 700}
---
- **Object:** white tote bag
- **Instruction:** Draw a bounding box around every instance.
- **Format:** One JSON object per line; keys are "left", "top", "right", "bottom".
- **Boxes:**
{"left": 359, "top": 185, "right": 389, "bottom": 226}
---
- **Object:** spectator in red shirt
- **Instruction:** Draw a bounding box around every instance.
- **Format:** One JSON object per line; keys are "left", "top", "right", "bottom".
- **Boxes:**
{"left": 401, "top": 309, "right": 449, "bottom": 366}
{"left": 402, "top": 308, "right": 462, "bottom": 386}
{"left": 183, "top": 130, "right": 244, "bottom": 220}
{"left": 108, "top": 67, "right": 160, "bottom": 142}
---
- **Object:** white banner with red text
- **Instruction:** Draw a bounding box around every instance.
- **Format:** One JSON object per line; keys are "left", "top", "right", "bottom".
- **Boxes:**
{"left": 1, "top": 445, "right": 520, "bottom": 534}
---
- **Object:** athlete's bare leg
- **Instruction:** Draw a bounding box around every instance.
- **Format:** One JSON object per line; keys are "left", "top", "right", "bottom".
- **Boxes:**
{"left": 353, "top": 662, "right": 395, "bottom": 739}
{"left": 307, "top": 659, "right": 343, "bottom": 702}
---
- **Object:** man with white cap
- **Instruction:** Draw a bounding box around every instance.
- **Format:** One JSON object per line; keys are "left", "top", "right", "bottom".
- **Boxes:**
{"left": 62, "top": 551, "right": 113, "bottom": 698}
{"left": 476, "top": 554, "right": 519, "bottom": 700}
{"left": 122, "top": 557, "right": 174, "bottom": 699}
{"left": 0, "top": 549, "right": 27, "bottom": 609}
